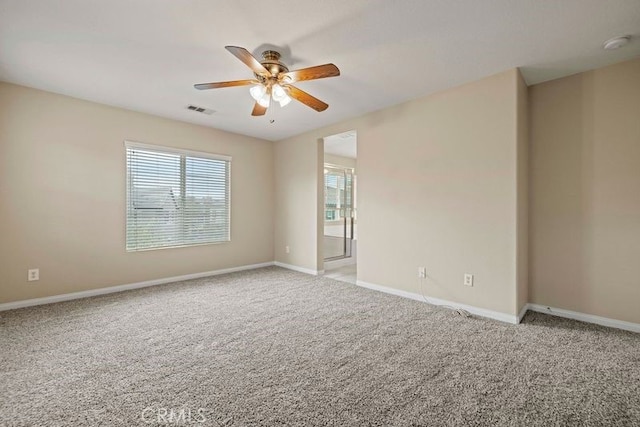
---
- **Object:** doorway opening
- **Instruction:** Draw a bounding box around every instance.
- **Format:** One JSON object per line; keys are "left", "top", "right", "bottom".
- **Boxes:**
{"left": 322, "top": 130, "right": 357, "bottom": 284}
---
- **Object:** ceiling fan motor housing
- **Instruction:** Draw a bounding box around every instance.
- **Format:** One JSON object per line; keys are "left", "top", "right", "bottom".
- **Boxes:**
{"left": 256, "top": 50, "right": 289, "bottom": 81}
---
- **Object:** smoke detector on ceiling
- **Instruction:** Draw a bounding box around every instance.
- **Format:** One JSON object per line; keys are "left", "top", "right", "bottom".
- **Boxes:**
{"left": 602, "top": 36, "right": 631, "bottom": 50}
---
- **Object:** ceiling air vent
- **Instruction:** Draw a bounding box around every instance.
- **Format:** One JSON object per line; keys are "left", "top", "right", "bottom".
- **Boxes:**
{"left": 186, "top": 104, "right": 215, "bottom": 115}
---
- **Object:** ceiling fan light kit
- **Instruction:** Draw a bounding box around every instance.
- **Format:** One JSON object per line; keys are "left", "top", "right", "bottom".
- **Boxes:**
{"left": 195, "top": 46, "right": 340, "bottom": 116}
{"left": 253, "top": 85, "right": 271, "bottom": 108}
{"left": 277, "top": 95, "right": 291, "bottom": 108}
{"left": 257, "top": 91, "right": 270, "bottom": 108}
{"left": 271, "top": 84, "right": 291, "bottom": 106}
{"left": 249, "top": 84, "right": 266, "bottom": 101}
{"left": 250, "top": 82, "right": 291, "bottom": 108}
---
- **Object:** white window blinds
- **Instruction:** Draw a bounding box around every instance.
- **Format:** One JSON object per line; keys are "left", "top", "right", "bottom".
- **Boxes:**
{"left": 125, "top": 141, "right": 231, "bottom": 251}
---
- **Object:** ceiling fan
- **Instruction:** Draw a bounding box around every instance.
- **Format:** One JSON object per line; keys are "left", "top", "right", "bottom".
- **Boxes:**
{"left": 194, "top": 46, "right": 340, "bottom": 116}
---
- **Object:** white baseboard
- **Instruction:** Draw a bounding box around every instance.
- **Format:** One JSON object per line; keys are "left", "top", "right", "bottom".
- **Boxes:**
{"left": 324, "top": 256, "right": 356, "bottom": 270}
{"left": 0, "top": 262, "right": 275, "bottom": 312}
{"left": 4, "top": 262, "right": 637, "bottom": 334}
{"left": 526, "top": 303, "right": 640, "bottom": 333}
{"left": 517, "top": 304, "right": 529, "bottom": 323}
{"left": 356, "top": 280, "right": 424, "bottom": 302}
{"left": 351, "top": 281, "right": 640, "bottom": 332}
{"left": 274, "top": 261, "right": 323, "bottom": 276}
{"left": 355, "top": 280, "right": 520, "bottom": 324}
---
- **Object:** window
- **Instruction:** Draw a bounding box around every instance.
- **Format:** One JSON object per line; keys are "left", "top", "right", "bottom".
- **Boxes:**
{"left": 324, "top": 165, "right": 354, "bottom": 222}
{"left": 125, "top": 141, "right": 230, "bottom": 251}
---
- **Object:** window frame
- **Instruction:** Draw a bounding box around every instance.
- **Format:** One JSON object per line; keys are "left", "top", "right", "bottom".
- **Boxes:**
{"left": 124, "top": 140, "right": 232, "bottom": 252}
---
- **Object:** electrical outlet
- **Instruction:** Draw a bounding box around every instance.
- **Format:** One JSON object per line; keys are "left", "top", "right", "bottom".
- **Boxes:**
{"left": 464, "top": 274, "right": 474, "bottom": 287}
{"left": 418, "top": 267, "right": 427, "bottom": 278}
{"left": 28, "top": 268, "right": 39, "bottom": 282}
{"left": 285, "top": 245, "right": 290, "bottom": 254}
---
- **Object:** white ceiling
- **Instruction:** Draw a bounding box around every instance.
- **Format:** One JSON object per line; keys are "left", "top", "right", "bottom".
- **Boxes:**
{"left": 1, "top": 0, "right": 639, "bottom": 141}
{"left": 324, "top": 131, "right": 357, "bottom": 159}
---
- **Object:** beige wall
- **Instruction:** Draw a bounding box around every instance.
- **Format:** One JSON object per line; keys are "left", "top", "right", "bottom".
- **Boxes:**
{"left": 276, "top": 69, "right": 525, "bottom": 316}
{"left": 529, "top": 58, "right": 640, "bottom": 324}
{"left": 516, "top": 70, "right": 529, "bottom": 314}
{"left": 324, "top": 153, "right": 356, "bottom": 171}
{"left": 273, "top": 135, "right": 321, "bottom": 271}
{"left": 0, "top": 83, "right": 274, "bottom": 304}
{"left": 4, "top": 57, "right": 638, "bottom": 325}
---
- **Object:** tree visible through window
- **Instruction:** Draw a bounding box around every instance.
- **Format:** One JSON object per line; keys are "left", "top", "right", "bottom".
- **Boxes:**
{"left": 125, "top": 141, "right": 231, "bottom": 251}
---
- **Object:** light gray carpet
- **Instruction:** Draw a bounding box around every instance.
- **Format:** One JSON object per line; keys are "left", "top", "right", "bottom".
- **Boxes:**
{"left": 1, "top": 266, "right": 639, "bottom": 426}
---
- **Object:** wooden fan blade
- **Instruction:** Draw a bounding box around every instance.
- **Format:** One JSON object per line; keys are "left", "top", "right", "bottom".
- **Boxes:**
{"left": 225, "top": 46, "right": 271, "bottom": 77}
{"left": 251, "top": 102, "right": 267, "bottom": 116}
{"left": 281, "top": 64, "right": 340, "bottom": 83}
{"left": 285, "top": 85, "right": 329, "bottom": 112}
{"left": 194, "top": 79, "right": 257, "bottom": 90}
